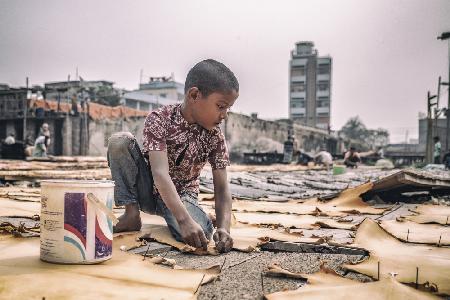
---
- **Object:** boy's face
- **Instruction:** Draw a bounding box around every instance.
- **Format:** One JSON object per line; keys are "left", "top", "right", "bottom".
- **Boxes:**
{"left": 189, "top": 88, "right": 238, "bottom": 130}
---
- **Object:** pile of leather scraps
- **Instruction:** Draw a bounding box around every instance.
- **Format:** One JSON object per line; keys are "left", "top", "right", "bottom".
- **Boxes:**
{"left": 230, "top": 183, "right": 388, "bottom": 217}
{"left": 344, "top": 218, "right": 450, "bottom": 296}
{"left": 0, "top": 216, "right": 40, "bottom": 238}
{"left": 0, "top": 157, "right": 111, "bottom": 182}
{"left": 199, "top": 182, "right": 391, "bottom": 246}
{"left": 0, "top": 197, "right": 41, "bottom": 217}
{"left": 264, "top": 263, "right": 440, "bottom": 300}
{"left": 0, "top": 186, "right": 41, "bottom": 202}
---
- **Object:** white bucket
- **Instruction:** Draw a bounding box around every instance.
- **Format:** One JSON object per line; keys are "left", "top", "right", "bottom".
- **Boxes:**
{"left": 40, "top": 180, "right": 115, "bottom": 264}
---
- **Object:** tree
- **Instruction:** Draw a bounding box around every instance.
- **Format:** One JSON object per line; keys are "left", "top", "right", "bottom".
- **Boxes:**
{"left": 340, "top": 116, "right": 368, "bottom": 141}
{"left": 339, "top": 117, "right": 389, "bottom": 149}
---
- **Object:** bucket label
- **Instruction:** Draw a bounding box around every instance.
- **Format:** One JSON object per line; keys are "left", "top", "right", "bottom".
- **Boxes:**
{"left": 64, "top": 193, "right": 88, "bottom": 260}
{"left": 95, "top": 195, "right": 113, "bottom": 259}
{"left": 63, "top": 193, "right": 113, "bottom": 261}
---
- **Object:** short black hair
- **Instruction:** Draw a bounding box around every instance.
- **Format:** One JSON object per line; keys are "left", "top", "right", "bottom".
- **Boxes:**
{"left": 434, "top": 136, "right": 440, "bottom": 141}
{"left": 185, "top": 59, "right": 239, "bottom": 97}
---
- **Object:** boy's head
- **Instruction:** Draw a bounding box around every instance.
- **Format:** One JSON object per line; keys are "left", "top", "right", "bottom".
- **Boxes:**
{"left": 434, "top": 136, "right": 440, "bottom": 143}
{"left": 184, "top": 59, "right": 239, "bottom": 130}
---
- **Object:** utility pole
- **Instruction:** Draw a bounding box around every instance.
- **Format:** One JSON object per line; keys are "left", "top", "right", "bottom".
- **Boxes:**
{"left": 438, "top": 32, "right": 450, "bottom": 151}
{"left": 426, "top": 91, "right": 437, "bottom": 163}
{"left": 23, "top": 77, "right": 29, "bottom": 142}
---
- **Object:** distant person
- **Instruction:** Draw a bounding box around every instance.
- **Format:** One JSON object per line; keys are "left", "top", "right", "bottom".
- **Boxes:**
{"left": 443, "top": 150, "right": 450, "bottom": 170}
{"left": 296, "top": 150, "right": 313, "bottom": 166}
{"left": 32, "top": 135, "right": 49, "bottom": 157}
{"left": 433, "top": 136, "right": 441, "bottom": 164}
{"left": 71, "top": 94, "right": 78, "bottom": 115}
{"left": 314, "top": 150, "right": 333, "bottom": 170}
{"left": 4, "top": 133, "right": 15, "bottom": 145}
{"left": 377, "top": 147, "right": 385, "bottom": 159}
{"left": 344, "top": 147, "right": 361, "bottom": 168}
{"left": 39, "top": 123, "right": 51, "bottom": 147}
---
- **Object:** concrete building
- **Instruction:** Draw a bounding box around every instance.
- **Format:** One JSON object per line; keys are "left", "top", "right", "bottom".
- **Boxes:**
{"left": 289, "top": 41, "right": 332, "bottom": 130}
{"left": 139, "top": 76, "right": 184, "bottom": 101}
{"left": 44, "top": 80, "right": 114, "bottom": 102}
{"left": 121, "top": 91, "right": 179, "bottom": 111}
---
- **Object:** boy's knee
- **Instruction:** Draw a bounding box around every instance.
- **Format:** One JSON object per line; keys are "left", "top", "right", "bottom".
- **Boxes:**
{"left": 107, "top": 132, "right": 135, "bottom": 156}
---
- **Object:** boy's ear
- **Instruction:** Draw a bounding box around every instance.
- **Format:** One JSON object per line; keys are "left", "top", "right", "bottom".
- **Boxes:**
{"left": 187, "top": 87, "right": 201, "bottom": 101}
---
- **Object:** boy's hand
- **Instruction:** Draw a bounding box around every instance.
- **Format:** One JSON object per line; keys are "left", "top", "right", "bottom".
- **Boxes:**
{"left": 213, "top": 228, "right": 233, "bottom": 253}
{"left": 178, "top": 218, "right": 209, "bottom": 250}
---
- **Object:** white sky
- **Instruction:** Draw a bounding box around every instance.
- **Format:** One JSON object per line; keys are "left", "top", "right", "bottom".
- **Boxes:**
{"left": 1, "top": 0, "right": 449, "bottom": 142}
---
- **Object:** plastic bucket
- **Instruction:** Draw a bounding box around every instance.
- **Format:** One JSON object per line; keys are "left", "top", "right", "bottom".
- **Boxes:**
{"left": 40, "top": 180, "right": 115, "bottom": 264}
{"left": 333, "top": 165, "right": 346, "bottom": 175}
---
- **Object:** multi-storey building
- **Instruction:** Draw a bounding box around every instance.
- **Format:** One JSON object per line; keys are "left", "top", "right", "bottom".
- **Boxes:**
{"left": 139, "top": 76, "right": 184, "bottom": 101}
{"left": 289, "top": 41, "right": 332, "bottom": 130}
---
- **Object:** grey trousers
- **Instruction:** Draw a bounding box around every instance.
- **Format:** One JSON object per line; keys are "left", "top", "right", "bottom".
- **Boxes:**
{"left": 107, "top": 132, "right": 213, "bottom": 241}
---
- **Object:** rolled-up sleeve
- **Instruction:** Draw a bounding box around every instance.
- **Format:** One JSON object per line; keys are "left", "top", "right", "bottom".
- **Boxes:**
{"left": 208, "top": 130, "right": 230, "bottom": 170}
{"left": 142, "top": 112, "right": 167, "bottom": 152}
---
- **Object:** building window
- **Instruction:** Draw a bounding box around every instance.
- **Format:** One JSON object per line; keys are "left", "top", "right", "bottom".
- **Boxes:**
{"left": 291, "top": 113, "right": 305, "bottom": 118}
{"left": 291, "top": 66, "right": 305, "bottom": 76}
{"left": 140, "top": 102, "right": 150, "bottom": 111}
{"left": 291, "top": 83, "right": 305, "bottom": 92}
{"left": 317, "top": 97, "right": 329, "bottom": 107}
{"left": 317, "top": 81, "right": 329, "bottom": 91}
{"left": 317, "top": 112, "right": 329, "bottom": 116}
{"left": 159, "top": 93, "right": 167, "bottom": 98}
{"left": 318, "top": 64, "right": 330, "bottom": 75}
{"left": 291, "top": 99, "right": 305, "bottom": 108}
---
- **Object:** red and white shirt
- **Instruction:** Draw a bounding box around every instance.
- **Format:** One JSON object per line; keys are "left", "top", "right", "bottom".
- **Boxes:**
{"left": 142, "top": 104, "right": 230, "bottom": 195}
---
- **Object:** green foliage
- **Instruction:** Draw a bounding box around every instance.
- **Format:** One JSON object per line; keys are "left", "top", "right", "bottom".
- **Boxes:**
{"left": 339, "top": 116, "right": 390, "bottom": 149}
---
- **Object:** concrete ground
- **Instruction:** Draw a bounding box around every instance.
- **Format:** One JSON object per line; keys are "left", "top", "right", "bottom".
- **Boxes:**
{"left": 134, "top": 248, "right": 369, "bottom": 300}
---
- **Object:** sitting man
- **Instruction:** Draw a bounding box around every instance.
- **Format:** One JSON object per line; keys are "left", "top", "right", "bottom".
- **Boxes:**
{"left": 343, "top": 147, "right": 361, "bottom": 168}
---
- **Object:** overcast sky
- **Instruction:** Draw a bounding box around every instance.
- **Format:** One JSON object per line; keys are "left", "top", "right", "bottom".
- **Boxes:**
{"left": 1, "top": 0, "right": 449, "bottom": 142}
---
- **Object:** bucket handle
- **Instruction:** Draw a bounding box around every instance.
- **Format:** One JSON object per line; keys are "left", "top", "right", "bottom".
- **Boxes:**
{"left": 86, "top": 193, "right": 119, "bottom": 225}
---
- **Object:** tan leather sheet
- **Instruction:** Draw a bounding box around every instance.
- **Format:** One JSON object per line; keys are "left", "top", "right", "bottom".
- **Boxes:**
{"left": 0, "top": 235, "right": 219, "bottom": 299}
{"left": 344, "top": 219, "right": 450, "bottom": 295}
{"left": 265, "top": 275, "right": 440, "bottom": 300}
{"left": 380, "top": 219, "right": 449, "bottom": 246}
{"left": 234, "top": 212, "right": 357, "bottom": 230}
{"left": 231, "top": 183, "right": 386, "bottom": 217}
{"left": 0, "top": 198, "right": 40, "bottom": 217}
{"left": 406, "top": 205, "right": 450, "bottom": 225}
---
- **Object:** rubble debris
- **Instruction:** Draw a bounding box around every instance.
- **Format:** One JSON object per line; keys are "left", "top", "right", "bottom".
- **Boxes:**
{"left": 343, "top": 219, "right": 450, "bottom": 295}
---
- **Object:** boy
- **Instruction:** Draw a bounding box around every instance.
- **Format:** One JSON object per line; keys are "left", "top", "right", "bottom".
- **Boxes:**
{"left": 107, "top": 59, "right": 238, "bottom": 253}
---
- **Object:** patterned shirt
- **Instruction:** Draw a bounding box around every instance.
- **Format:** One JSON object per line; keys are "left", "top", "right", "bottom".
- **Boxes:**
{"left": 142, "top": 103, "right": 230, "bottom": 195}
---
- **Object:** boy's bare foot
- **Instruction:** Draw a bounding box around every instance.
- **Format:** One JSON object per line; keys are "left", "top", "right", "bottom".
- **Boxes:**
{"left": 113, "top": 203, "right": 142, "bottom": 233}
